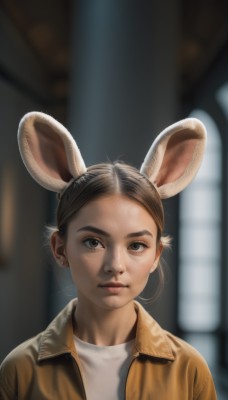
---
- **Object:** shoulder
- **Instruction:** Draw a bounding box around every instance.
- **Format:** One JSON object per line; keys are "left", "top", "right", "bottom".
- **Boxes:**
{"left": 135, "top": 301, "right": 209, "bottom": 368}
{"left": 1, "top": 333, "right": 42, "bottom": 369}
{"left": 0, "top": 334, "right": 43, "bottom": 373}
{"left": 164, "top": 330, "right": 216, "bottom": 398}
{"left": 165, "top": 329, "right": 209, "bottom": 369}
{"left": 0, "top": 334, "right": 42, "bottom": 397}
{"left": 0, "top": 299, "right": 76, "bottom": 396}
{"left": 134, "top": 302, "right": 216, "bottom": 398}
{"left": 136, "top": 301, "right": 212, "bottom": 370}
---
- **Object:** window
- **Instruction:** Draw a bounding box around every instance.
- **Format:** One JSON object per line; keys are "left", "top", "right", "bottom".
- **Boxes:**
{"left": 216, "top": 82, "right": 228, "bottom": 369}
{"left": 178, "top": 110, "right": 221, "bottom": 334}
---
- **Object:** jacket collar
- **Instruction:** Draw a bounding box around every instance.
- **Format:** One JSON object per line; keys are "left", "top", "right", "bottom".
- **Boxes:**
{"left": 38, "top": 299, "right": 77, "bottom": 361}
{"left": 133, "top": 301, "right": 175, "bottom": 361}
{"left": 38, "top": 299, "right": 175, "bottom": 362}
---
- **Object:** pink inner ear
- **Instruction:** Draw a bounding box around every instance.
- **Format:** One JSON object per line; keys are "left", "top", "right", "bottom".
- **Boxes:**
{"left": 26, "top": 121, "right": 73, "bottom": 182}
{"left": 155, "top": 130, "right": 198, "bottom": 187}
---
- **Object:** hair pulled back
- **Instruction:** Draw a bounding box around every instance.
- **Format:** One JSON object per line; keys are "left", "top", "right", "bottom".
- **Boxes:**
{"left": 57, "top": 162, "right": 165, "bottom": 243}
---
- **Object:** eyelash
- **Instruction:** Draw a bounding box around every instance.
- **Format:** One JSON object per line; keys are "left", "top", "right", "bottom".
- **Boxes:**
{"left": 83, "top": 238, "right": 104, "bottom": 249}
{"left": 82, "top": 238, "right": 148, "bottom": 253}
{"left": 128, "top": 242, "right": 148, "bottom": 252}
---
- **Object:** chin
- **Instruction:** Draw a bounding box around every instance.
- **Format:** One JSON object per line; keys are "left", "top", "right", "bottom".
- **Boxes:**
{"left": 95, "top": 296, "right": 134, "bottom": 311}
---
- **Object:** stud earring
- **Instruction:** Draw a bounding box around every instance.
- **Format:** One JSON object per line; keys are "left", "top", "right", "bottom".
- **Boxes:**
{"left": 60, "top": 257, "right": 69, "bottom": 267}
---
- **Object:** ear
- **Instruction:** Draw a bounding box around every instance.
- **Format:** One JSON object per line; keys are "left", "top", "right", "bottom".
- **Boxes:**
{"left": 140, "top": 118, "right": 207, "bottom": 199}
{"left": 149, "top": 242, "right": 163, "bottom": 273}
{"left": 18, "top": 112, "right": 86, "bottom": 193}
{"left": 51, "top": 232, "right": 69, "bottom": 267}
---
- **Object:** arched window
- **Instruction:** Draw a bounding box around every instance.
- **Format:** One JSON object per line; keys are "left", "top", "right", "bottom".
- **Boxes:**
{"left": 178, "top": 110, "right": 222, "bottom": 361}
{"left": 216, "top": 82, "right": 228, "bottom": 370}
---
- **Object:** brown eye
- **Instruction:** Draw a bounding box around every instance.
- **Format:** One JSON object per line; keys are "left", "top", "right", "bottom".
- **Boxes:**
{"left": 83, "top": 238, "right": 103, "bottom": 249}
{"left": 129, "top": 242, "right": 147, "bottom": 252}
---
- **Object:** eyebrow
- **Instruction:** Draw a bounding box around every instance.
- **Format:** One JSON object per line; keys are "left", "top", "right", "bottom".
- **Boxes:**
{"left": 77, "top": 225, "right": 153, "bottom": 238}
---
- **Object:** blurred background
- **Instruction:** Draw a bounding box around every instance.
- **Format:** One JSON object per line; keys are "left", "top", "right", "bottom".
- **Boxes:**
{"left": 0, "top": 0, "right": 228, "bottom": 397}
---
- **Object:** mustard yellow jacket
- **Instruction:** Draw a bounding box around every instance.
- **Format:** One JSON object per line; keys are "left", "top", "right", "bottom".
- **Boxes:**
{"left": 0, "top": 299, "right": 217, "bottom": 399}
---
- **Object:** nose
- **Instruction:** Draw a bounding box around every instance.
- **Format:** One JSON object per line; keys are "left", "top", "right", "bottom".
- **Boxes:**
{"left": 103, "top": 246, "right": 125, "bottom": 275}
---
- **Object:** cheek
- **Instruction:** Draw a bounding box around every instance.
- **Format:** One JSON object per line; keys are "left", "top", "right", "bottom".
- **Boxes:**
{"left": 68, "top": 251, "right": 102, "bottom": 280}
{"left": 129, "top": 261, "right": 152, "bottom": 290}
{"left": 131, "top": 251, "right": 156, "bottom": 273}
{"left": 132, "top": 267, "right": 151, "bottom": 297}
{"left": 69, "top": 260, "right": 93, "bottom": 290}
{"left": 135, "top": 263, "right": 152, "bottom": 280}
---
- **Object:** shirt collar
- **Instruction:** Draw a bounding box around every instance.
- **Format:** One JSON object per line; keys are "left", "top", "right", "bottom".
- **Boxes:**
{"left": 38, "top": 299, "right": 175, "bottom": 362}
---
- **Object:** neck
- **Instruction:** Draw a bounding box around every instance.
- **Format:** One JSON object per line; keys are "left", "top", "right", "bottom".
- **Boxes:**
{"left": 74, "top": 300, "right": 137, "bottom": 346}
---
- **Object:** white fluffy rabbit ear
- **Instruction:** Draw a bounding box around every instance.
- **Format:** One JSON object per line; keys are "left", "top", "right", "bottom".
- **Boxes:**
{"left": 140, "top": 118, "right": 207, "bottom": 199}
{"left": 18, "top": 112, "right": 86, "bottom": 193}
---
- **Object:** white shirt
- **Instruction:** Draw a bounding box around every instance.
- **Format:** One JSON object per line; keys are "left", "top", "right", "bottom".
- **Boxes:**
{"left": 74, "top": 336, "right": 134, "bottom": 400}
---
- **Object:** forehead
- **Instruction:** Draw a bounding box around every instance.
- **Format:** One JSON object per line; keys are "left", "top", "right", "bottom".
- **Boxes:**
{"left": 68, "top": 194, "right": 157, "bottom": 233}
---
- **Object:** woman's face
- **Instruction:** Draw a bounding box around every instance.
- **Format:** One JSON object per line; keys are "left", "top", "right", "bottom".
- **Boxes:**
{"left": 52, "top": 194, "right": 161, "bottom": 313}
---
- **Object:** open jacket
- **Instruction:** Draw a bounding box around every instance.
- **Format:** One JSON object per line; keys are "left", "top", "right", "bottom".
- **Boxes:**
{"left": 0, "top": 299, "right": 217, "bottom": 399}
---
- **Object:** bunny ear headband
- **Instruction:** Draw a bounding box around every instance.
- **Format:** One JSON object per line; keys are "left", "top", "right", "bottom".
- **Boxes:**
{"left": 18, "top": 111, "right": 206, "bottom": 199}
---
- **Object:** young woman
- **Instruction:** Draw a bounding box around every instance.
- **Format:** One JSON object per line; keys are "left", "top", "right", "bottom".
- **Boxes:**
{"left": 0, "top": 112, "right": 217, "bottom": 399}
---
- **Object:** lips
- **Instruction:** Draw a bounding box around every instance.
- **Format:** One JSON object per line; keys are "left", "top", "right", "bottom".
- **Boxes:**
{"left": 99, "top": 282, "right": 127, "bottom": 288}
{"left": 98, "top": 282, "right": 128, "bottom": 294}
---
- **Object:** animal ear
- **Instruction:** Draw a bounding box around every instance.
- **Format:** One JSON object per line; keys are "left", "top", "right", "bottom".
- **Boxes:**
{"left": 140, "top": 118, "right": 207, "bottom": 199}
{"left": 18, "top": 112, "right": 86, "bottom": 193}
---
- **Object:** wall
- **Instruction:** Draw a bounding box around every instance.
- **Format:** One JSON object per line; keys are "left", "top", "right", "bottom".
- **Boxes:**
{"left": 0, "top": 12, "right": 49, "bottom": 361}
{"left": 68, "top": 0, "right": 180, "bottom": 332}
{"left": 0, "top": 1, "right": 181, "bottom": 364}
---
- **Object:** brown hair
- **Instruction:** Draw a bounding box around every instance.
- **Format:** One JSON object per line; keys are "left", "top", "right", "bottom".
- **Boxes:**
{"left": 52, "top": 161, "right": 171, "bottom": 301}
{"left": 57, "top": 163, "right": 163, "bottom": 236}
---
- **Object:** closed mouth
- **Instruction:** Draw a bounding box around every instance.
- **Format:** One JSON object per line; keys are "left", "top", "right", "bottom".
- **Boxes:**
{"left": 99, "top": 282, "right": 128, "bottom": 288}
